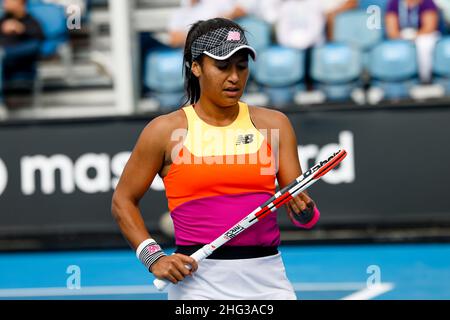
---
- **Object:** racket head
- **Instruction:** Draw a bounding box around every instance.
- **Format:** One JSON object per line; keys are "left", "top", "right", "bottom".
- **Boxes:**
{"left": 313, "top": 149, "right": 347, "bottom": 179}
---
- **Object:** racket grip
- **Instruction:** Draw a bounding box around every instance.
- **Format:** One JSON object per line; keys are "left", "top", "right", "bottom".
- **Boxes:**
{"left": 153, "top": 262, "right": 193, "bottom": 291}
{"left": 153, "top": 278, "right": 169, "bottom": 291}
{"left": 153, "top": 261, "right": 194, "bottom": 291}
{"left": 153, "top": 245, "right": 212, "bottom": 291}
{"left": 153, "top": 261, "right": 193, "bottom": 291}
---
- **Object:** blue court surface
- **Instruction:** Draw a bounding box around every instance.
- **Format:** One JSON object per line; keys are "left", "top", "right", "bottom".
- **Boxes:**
{"left": 0, "top": 243, "right": 449, "bottom": 300}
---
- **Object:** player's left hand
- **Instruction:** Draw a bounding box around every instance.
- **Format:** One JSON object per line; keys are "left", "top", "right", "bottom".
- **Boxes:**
{"left": 286, "top": 192, "right": 315, "bottom": 216}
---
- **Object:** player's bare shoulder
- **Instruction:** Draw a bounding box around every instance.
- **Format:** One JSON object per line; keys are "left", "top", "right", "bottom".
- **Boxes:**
{"left": 248, "top": 105, "right": 290, "bottom": 130}
{"left": 141, "top": 109, "right": 187, "bottom": 140}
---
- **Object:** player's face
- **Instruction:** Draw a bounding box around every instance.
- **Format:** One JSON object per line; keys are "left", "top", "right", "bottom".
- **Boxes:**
{"left": 196, "top": 50, "right": 250, "bottom": 107}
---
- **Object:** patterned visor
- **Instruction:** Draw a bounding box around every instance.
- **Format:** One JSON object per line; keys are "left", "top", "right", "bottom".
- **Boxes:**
{"left": 191, "top": 27, "right": 257, "bottom": 63}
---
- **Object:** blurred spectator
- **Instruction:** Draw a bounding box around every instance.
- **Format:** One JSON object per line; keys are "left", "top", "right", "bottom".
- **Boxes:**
{"left": 167, "top": 0, "right": 282, "bottom": 48}
{"left": 221, "top": 0, "right": 280, "bottom": 24}
{"left": 320, "top": 0, "right": 358, "bottom": 40}
{"left": 435, "top": 0, "right": 450, "bottom": 30}
{"left": 275, "top": 0, "right": 326, "bottom": 89}
{"left": 385, "top": 0, "right": 440, "bottom": 83}
{"left": 167, "top": 0, "right": 226, "bottom": 48}
{"left": 275, "top": 0, "right": 325, "bottom": 50}
{"left": 0, "top": 0, "right": 44, "bottom": 83}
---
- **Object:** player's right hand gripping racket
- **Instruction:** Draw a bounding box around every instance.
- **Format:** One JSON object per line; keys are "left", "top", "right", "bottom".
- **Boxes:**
{"left": 154, "top": 149, "right": 347, "bottom": 291}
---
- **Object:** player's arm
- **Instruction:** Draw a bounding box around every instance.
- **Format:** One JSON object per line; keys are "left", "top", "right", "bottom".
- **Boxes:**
{"left": 274, "top": 111, "right": 320, "bottom": 229}
{"left": 385, "top": 12, "right": 401, "bottom": 39}
{"left": 111, "top": 115, "right": 197, "bottom": 283}
{"left": 418, "top": 10, "right": 439, "bottom": 36}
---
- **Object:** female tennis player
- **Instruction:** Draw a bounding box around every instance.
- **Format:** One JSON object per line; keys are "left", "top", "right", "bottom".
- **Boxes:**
{"left": 111, "top": 18, "right": 321, "bottom": 300}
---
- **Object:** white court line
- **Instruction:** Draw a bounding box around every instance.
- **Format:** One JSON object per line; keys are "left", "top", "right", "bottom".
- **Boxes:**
{"left": 341, "top": 283, "right": 395, "bottom": 300}
{"left": 0, "top": 286, "right": 162, "bottom": 298}
{"left": 292, "top": 282, "right": 366, "bottom": 291}
{"left": 0, "top": 282, "right": 393, "bottom": 298}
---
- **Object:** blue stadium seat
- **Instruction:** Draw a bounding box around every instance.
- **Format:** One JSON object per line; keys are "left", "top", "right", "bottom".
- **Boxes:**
{"left": 144, "top": 49, "right": 184, "bottom": 109}
{"left": 334, "top": 9, "right": 384, "bottom": 68}
{"left": 235, "top": 16, "right": 272, "bottom": 54}
{"left": 359, "top": 0, "right": 390, "bottom": 38}
{"left": 235, "top": 16, "right": 272, "bottom": 80}
{"left": 28, "top": 3, "right": 69, "bottom": 58}
{"left": 335, "top": 10, "right": 383, "bottom": 52}
{"left": 252, "top": 46, "right": 304, "bottom": 106}
{"left": 359, "top": 0, "right": 390, "bottom": 12}
{"left": 311, "top": 43, "right": 362, "bottom": 101}
{"left": 368, "top": 40, "right": 418, "bottom": 99}
{"left": 433, "top": 37, "right": 450, "bottom": 93}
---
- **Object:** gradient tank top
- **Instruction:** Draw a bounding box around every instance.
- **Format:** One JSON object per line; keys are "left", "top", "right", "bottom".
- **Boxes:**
{"left": 163, "top": 101, "right": 280, "bottom": 247}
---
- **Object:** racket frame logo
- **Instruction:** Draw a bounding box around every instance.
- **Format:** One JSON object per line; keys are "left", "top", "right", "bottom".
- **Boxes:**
{"left": 299, "top": 150, "right": 340, "bottom": 183}
{"left": 223, "top": 224, "right": 245, "bottom": 240}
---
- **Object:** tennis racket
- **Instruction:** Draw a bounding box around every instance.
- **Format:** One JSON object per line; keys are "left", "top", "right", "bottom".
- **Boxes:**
{"left": 154, "top": 149, "right": 347, "bottom": 291}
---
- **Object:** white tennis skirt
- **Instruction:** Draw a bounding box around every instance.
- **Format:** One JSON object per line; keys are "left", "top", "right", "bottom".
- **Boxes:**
{"left": 167, "top": 252, "right": 296, "bottom": 300}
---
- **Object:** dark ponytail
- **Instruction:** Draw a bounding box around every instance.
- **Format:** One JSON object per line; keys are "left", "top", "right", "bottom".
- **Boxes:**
{"left": 182, "top": 18, "right": 246, "bottom": 106}
{"left": 182, "top": 20, "right": 203, "bottom": 106}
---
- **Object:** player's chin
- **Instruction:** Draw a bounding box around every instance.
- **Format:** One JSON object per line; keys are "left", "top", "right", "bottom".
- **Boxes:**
{"left": 221, "top": 91, "right": 242, "bottom": 104}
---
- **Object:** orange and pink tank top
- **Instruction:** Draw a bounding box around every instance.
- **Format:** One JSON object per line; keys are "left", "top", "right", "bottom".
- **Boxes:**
{"left": 163, "top": 101, "right": 280, "bottom": 247}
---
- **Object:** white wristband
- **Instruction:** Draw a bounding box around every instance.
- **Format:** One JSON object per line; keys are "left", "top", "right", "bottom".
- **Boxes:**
{"left": 136, "top": 239, "right": 156, "bottom": 259}
{"left": 136, "top": 238, "right": 166, "bottom": 273}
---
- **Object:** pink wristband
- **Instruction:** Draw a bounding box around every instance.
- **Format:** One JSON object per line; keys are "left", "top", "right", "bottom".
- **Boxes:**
{"left": 288, "top": 206, "right": 321, "bottom": 229}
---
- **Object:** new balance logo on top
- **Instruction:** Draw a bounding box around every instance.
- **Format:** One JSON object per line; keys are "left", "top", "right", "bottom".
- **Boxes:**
{"left": 236, "top": 134, "right": 254, "bottom": 145}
